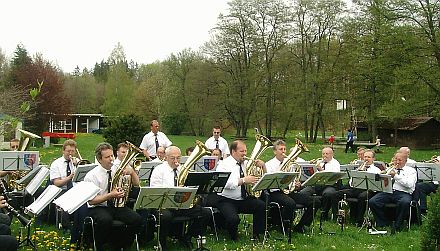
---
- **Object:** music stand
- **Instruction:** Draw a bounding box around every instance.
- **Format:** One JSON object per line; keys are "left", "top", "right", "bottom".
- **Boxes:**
{"left": 16, "top": 165, "right": 45, "bottom": 187}
{"left": 348, "top": 171, "right": 392, "bottom": 234}
{"left": 138, "top": 162, "right": 161, "bottom": 185}
{"left": 414, "top": 162, "right": 439, "bottom": 182}
{"left": 53, "top": 182, "right": 101, "bottom": 214}
{"left": 25, "top": 166, "right": 50, "bottom": 196}
{"left": 134, "top": 187, "right": 198, "bottom": 251}
{"left": 252, "top": 172, "right": 297, "bottom": 245}
{"left": 302, "top": 171, "right": 346, "bottom": 234}
{"left": 72, "top": 164, "right": 97, "bottom": 183}
{"left": 184, "top": 171, "right": 230, "bottom": 195}
{"left": 193, "top": 156, "right": 218, "bottom": 172}
{"left": 296, "top": 163, "right": 317, "bottom": 182}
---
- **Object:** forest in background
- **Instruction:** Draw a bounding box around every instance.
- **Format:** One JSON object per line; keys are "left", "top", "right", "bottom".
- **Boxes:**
{"left": 1, "top": 0, "right": 440, "bottom": 143}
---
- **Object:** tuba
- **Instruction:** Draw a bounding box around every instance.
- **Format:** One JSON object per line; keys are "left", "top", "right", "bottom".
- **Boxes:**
{"left": 280, "top": 138, "right": 309, "bottom": 194}
{"left": 177, "top": 140, "right": 211, "bottom": 187}
{"left": 111, "top": 141, "right": 142, "bottom": 208}
{"left": 8, "top": 129, "right": 41, "bottom": 191}
{"left": 244, "top": 134, "right": 273, "bottom": 198}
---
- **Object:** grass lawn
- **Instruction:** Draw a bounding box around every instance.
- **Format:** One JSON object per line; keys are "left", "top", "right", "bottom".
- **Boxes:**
{"left": 12, "top": 133, "right": 437, "bottom": 250}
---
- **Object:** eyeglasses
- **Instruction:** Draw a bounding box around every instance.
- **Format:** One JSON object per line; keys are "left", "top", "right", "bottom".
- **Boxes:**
{"left": 168, "top": 156, "right": 181, "bottom": 161}
{"left": 11, "top": 145, "right": 19, "bottom": 149}
{"left": 213, "top": 132, "right": 221, "bottom": 134}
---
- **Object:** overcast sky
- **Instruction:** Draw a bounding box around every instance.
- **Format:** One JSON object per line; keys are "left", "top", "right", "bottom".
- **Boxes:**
{"left": 1, "top": 0, "right": 230, "bottom": 73}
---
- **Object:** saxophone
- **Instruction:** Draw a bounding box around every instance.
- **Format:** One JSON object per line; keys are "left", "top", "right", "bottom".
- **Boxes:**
{"left": 244, "top": 134, "right": 273, "bottom": 198}
{"left": 280, "top": 138, "right": 309, "bottom": 194}
{"left": 111, "top": 141, "right": 142, "bottom": 208}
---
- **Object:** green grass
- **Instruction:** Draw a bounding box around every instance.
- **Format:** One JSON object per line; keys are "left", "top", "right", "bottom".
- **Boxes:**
{"left": 17, "top": 133, "right": 436, "bottom": 250}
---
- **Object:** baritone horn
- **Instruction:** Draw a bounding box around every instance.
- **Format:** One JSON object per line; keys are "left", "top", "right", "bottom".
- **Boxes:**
{"left": 244, "top": 134, "right": 273, "bottom": 198}
{"left": 17, "top": 128, "right": 41, "bottom": 151}
{"left": 280, "top": 138, "right": 309, "bottom": 194}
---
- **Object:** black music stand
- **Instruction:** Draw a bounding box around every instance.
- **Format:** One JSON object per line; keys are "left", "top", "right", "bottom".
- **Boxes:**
{"left": 184, "top": 171, "right": 230, "bottom": 195}
{"left": 348, "top": 170, "right": 392, "bottom": 234}
{"left": 16, "top": 165, "right": 44, "bottom": 188}
{"left": 302, "top": 171, "right": 346, "bottom": 234}
{"left": 413, "top": 163, "right": 438, "bottom": 182}
{"left": 72, "top": 164, "right": 97, "bottom": 183}
{"left": 134, "top": 187, "right": 198, "bottom": 251}
{"left": 297, "top": 163, "right": 317, "bottom": 182}
{"left": 252, "top": 172, "right": 297, "bottom": 245}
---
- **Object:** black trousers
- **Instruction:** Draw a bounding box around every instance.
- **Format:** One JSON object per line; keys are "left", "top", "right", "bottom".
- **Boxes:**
{"left": 416, "top": 182, "right": 438, "bottom": 211}
{"left": 213, "top": 194, "right": 265, "bottom": 240}
{"left": 0, "top": 223, "right": 18, "bottom": 251}
{"left": 314, "top": 185, "right": 338, "bottom": 219}
{"left": 155, "top": 205, "right": 210, "bottom": 248}
{"left": 345, "top": 141, "right": 355, "bottom": 153}
{"left": 87, "top": 206, "right": 142, "bottom": 250}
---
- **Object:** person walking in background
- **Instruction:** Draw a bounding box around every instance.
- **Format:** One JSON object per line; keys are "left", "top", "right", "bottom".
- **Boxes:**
{"left": 345, "top": 129, "right": 355, "bottom": 153}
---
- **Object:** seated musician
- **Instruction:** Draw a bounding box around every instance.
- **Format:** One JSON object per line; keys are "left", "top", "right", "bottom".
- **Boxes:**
{"left": 84, "top": 143, "right": 142, "bottom": 250}
{"left": 416, "top": 158, "right": 439, "bottom": 214}
{"left": 313, "top": 147, "right": 341, "bottom": 221}
{"left": 369, "top": 151, "right": 417, "bottom": 231}
{"left": 0, "top": 196, "right": 18, "bottom": 251}
{"left": 149, "top": 146, "right": 210, "bottom": 250}
{"left": 265, "top": 140, "right": 321, "bottom": 233}
{"left": 399, "top": 146, "right": 416, "bottom": 164}
{"left": 206, "top": 140, "right": 266, "bottom": 241}
{"left": 151, "top": 146, "right": 166, "bottom": 162}
{"left": 335, "top": 149, "right": 382, "bottom": 226}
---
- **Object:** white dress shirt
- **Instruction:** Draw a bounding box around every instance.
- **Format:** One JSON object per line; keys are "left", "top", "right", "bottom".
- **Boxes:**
{"left": 205, "top": 136, "right": 230, "bottom": 156}
{"left": 139, "top": 131, "right": 172, "bottom": 157}
{"left": 407, "top": 158, "right": 416, "bottom": 164}
{"left": 265, "top": 157, "right": 284, "bottom": 173}
{"left": 50, "top": 156, "right": 78, "bottom": 190}
{"left": 84, "top": 163, "right": 113, "bottom": 207}
{"left": 216, "top": 156, "right": 246, "bottom": 200}
{"left": 149, "top": 162, "right": 181, "bottom": 187}
{"left": 317, "top": 158, "right": 340, "bottom": 172}
{"left": 349, "top": 163, "right": 381, "bottom": 187}
{"left": 393, "top": 165, "right": 417, "bottom": 194}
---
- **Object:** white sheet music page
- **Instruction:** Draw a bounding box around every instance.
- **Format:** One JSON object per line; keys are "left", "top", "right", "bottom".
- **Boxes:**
{"left": 53, "top": 181, "right": 101, "bottom": 214}
{"left": 25, "top": 166, "right": 50, "bottom": 195}
{"left": 26, "top": 185, "right": 62, "bottom": 216}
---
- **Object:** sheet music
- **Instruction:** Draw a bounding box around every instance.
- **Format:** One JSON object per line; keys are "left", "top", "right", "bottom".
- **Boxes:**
{"left": 53, "top": 181, "right": 101, "bottom": 214}
{"left": 252, "top": 172, "right": 297, "bottom": 191}
{"left": 72, "top": 164, "right": 97, "bottom": 182}
{"left": 25, "top": 185, "right": 62, "bottom": 216}
{"left": 134, "top": 187, "right": 197, "bottom": 210}
{"left": 138, "top": 162, "right": 161, "bottom": 181}
{"left": 414, "top": 162, "right": 439, "bottom": 182}
{"left": 17, "top": 165, "right": 45, "bottom": 185}
{"left": 0, "top": 151, "right": 40, "bottom": 171}
{"left": 25, "top": 166, "right": 50, "bottom": 195}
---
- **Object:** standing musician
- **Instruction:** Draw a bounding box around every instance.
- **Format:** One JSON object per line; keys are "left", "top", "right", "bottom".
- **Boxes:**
{"left": 335, "top": 149, "right": 382, "bottom": 226}
{"left": 313, "top": 147, "right": 341, "bottom": 221}
{"left": 205, "top": 126, "right": 230, "bottom": 159}
{"left": 369, "top": 151, "right": 417, "bottom": 231}
{"left": 140, "top": 120, "right": 172, "bottom": 161}
{"left": 0, "top": 196, "right": 18, "bottom": 251}
{"left": 84, "top": 143, "right": 142, "bottom": 250}
{"left": 265, "top": 140, "right": 321, "bottom": 233}
{"left": 207, "top": 140, "right": 266, "bottom": 241}
{"left": 149, "top": 146, "right": 210, "bottom": 250}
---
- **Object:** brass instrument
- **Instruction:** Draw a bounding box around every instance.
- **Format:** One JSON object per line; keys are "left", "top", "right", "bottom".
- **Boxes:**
{"left": 0, "top": 179, "right": 31, "bottom": 227}
{"left": 244, "top": 134, "right": 273, "bottom": 198}
{"left": 425, "top": 155, "right": 439, "bottom": 163}
{"left": 177, "top": 140, "right": 211, "bottom": 187}
{"left": 382, "top": 164, "right": 396, "bottom": 175}
{"left": 8, "top": 129, "right": 41, "bottom": 191}
{"left": 75, "top": 148, "right": 91, "bottom": 165}
{"left": 111, "top": 141, "right": 142, "bottom": 208}
{"left": 337, "top": 193, "right": 349, "bottom": 230}
{"left": 356, "top": 161, "right": 367, "bottom": 171}
{"left": 279, "top": 138, "right": 309, "bottom": 194}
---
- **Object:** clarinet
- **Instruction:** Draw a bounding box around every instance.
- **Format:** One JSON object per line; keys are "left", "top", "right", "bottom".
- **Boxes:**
{"left": 0, "top": 179, "right": 31, "bottom": 227}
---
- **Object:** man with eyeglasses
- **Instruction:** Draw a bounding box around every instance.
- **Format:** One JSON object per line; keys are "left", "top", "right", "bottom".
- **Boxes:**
{"left": 205, "top": 126, "right": 230, "bottom": 159}
{"left": 149, "top": 146, "right": 210, "bottom": 250}
{"left": 140, "top": 120, "right": 172, "bottom": 161}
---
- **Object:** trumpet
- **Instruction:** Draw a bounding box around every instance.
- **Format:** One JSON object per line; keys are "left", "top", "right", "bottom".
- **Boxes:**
{"left": 382, "top": 165, "right": 396, "bottom": 175}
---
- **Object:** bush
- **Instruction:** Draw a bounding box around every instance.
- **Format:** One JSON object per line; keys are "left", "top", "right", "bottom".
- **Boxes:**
{"left": 162, "top": 113, "right": 188, "bottom": 135}
{"left": 420, "top": 190, "right": 440, "bottom": 250}
{"left": 102, "top": 114, "right": 147, "bottom": 149}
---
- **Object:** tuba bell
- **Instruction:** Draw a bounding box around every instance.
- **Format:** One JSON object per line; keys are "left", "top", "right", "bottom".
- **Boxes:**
{"left": 177, "top": 140, "right": 211, "bottom": 187}
{"left": 280, "top": 138, "right": 309, "bottom": 194}
{"left": 17, "top": 129, "right": 41, "bottom": 151}
{"left": 244, "top": 134, "right": 273, "bottom": 198}
{"left": 111, "top": 141, "right": 142, "bottom": 208}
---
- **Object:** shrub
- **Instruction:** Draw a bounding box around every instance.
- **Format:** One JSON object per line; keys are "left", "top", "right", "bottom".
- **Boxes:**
{"left": 162, "top": 113, "right": 188, "bottom": 135}
{"left": 420, "top": 189, "right": 440, "bottom": 250}
{"left": 102, "top": 114, "right": 147, "bottom": 149}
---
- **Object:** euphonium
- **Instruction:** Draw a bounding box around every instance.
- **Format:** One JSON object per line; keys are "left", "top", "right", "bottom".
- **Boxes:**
{"left": 280, "top": 138, "right": 309, "bottom": 194}
{"left": 111, "top": 141, "right": 142, "bottom": 208}
{"left": 177, "top": 140, "right": 211, "bottom": 187}
{"left": 244, "top": 134, "right": 273, "bottom": 198}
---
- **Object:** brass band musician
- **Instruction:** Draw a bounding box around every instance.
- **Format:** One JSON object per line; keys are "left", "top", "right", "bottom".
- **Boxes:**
{"left": 0, "top": 196, "right": 18, "bottom": 251}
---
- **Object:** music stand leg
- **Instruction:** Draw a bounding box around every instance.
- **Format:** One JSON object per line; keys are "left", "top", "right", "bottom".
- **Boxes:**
{"left": 19, "top": 220, "right": 37, "bottom": 250}
{"left": 358, "top": 178, "right": 377, "bottom": 233}
{"left": 262, "top": 192, "right": 270, "bottom": 245}
{"left": 155, "top": 209, "right": 162, "bottom": 251}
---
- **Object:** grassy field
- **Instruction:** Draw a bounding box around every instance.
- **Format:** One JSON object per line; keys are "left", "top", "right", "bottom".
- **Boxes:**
{"left": 14, "top": 133, "right": 438, "bottom": 250}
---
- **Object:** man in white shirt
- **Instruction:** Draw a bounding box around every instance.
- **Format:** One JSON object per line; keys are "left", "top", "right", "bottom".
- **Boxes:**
{"left": 139, "top": 120, "right": 172, "bottom": 161}
{"left": 207, "top": 140, "right": 266, "bottom": 241}
{"left": 369, "top": 152, "right": 417, "bottom": 231}
{"left": 84, "top": 143, "right": 142, "bottom": 250}
{"left": 151, "top": 146, "right": 165, "bottom": 162}
{"left": 205, "top": 126, "right": 230, "bottom": 159}
{"left": 149, "top": 146, "right": 210, "bottom": 250}
{"left": 314, "top": 147, "right": 341, "bottom": 220}
{"left": 265, "top": 140, "right": 319, "bottom": 233}
{"left": 335, "top": 149, "right": 382, "bottom": 226}
{"left": 50, "top": 139, "right": 78, "bottom": 190}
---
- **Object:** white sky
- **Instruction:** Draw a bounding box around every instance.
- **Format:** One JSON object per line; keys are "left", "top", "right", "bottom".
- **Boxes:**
{"left": 1, "top": 0, "right": 230, "bottom": 73}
